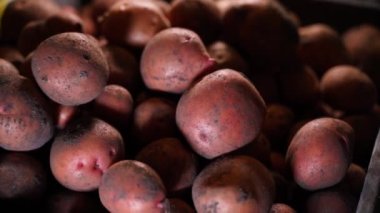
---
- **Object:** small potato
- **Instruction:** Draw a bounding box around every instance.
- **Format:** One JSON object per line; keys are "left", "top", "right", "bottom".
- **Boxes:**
{"left": 132, "top": 97, "right": 177, "bottom": 146}
{"left": 135, "top": 138, "right": 198, "bottom": 194}
{"left": 50, "top": 116, "right": 124, "bottom": 191}
{"left": 32, "top": 32, "right": 109, "bottom": 106}
{"left": 100, "top": 0, "right": 170, "bottom": 48}
{"left": 169, "top": 0, "right": 222, "bottom": 44}
{"left": 140, "top": 27, "right": 216, "bottom": 93}
{"left": 92, "top": 84, "right": 134, "bottom": 129}
{"left": 192, "top": 155, "right": 275, "bottom": 213}
{"left": 298, "top": 23, "right": 349, "bottom": 76}
{"left": 270, "top": 203, "right": 296, "bottom": 213}
{"left": 321, "top": 65, "right": 377, "bottom": 112}
{"left": 0, "top": 75, "right": 55, "bottom": 151}
{"left": 0, "top": 46, "right": 25, "bottom": 69}
{"left": 286, "top": 117, "right": 354, "bottom": 191}
{"left": 167, "top": 198, "right": 195, "bottom": 213}
{"left": 340, "top": 163, "right": 366, "bottom": 197}
{"left": 305, "top": 188, "right": 356, "bottom": 213}
{"left": 98, "top": 160, "right": 167, "bottom": 213}
{"left": 0, "top": 58, "right": 19, "bottom": 76}
{"left": 176, "top": 69, "right": 266, "bottom": 159}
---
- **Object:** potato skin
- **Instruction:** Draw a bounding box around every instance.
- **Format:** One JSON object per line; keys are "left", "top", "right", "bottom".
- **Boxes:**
{"left": 98, "top": 160, "right": 167, "bottom": 213}
{"left": 192, "top": 155, "right": 275, "bottom": 213}
{"left": 32, "top": 32, "right": 109, "bottom": 106}
{"left": 140, "top": 27, "right": 215, "bottom": 93}
{"left": 176, "top": 69, "right": 266, "bottom": 159}
{"left": 50, "top": 117, "right": 124, "bottom": 192}
{"left": 0, "top": 75, "right": 54, "bottom": 151}
{"left": 286, "top": 117, "right": 354, "bottom": 191}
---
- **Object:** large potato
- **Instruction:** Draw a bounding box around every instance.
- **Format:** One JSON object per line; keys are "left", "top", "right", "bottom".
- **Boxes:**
{"left": 286, "top": 117, "right": 354, "bottom": 191}
{"left": 176, "top": 69, "right": 266, "bottom": 159}
{"left": 32, "top": 32, "right": 109, "bottom": 106}
{"left": 192, "top": 155, "right": 275, "bottom": 213}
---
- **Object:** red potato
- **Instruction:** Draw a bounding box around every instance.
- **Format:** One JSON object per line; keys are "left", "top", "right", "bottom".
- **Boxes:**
{"left": 135, "top": 138, "right": 198, "bottom": 194}
{"left": 140, "top": 27, "right": 216, "bottom": 93}
{"left": 232, "top": 134, "right": 271, "bottom": 166}
{"left": 100, "top": 0, "right": 170, "bottom": 49}
{"left": 286, "top": 117, "right": 354, "bottom": 191}
{"left": 169, "top": 0, "right": 222, "bottom": 44}
{"left": 176, "top": 69, "right": 266, "bottom": 159}
{"left": 98, "top": 160, "right": 167, "bottom": 213}
{"left": 0, "top": 58, "right": 19, "bottom": 76}
{"left": 0, "top": 152, "right": 47, "bottom": 201}
{"left": 32, "top": 32, "right": 109, "bottom": 106}
{"left": 0, "top": 46, "right": 25, "bottom": 69}
{"left": 298, "top": 23, "right": 349, "bottom": 77}
{"left": 50, "top": 117, "right": 124, "bottom": 191}
{"left": 92, "top": 84, "right": 134, "bottom": 129}
{"left": 0, "top": 75, "right": 54, "bottom": 151}
{"left": 270, "top": 203, "right": 296, "bottom": 213}
{"left": 320, "top": 65, "right": 377, "bottom": 112}
{"left": 340, "top": 163, "right": 366, "bottom": 197}
{"left": 305, "top": 188, "right": 356, "bottom": 213}
{"left": 192, "top": 155, "right": 275, "bottom": 213}
{"left": 132, "top": 97, "right": 177, "bottom": 146}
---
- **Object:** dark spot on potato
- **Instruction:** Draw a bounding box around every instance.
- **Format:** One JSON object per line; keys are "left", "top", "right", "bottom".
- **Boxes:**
{"left": 236, "top": 187, "right": 251, "bottom": 202}
{"left": 79, "top": 70, "right": 88, "bottom": 78}
{"left": 41, "top": 76, "right": 48, "bottom": 82}
{"left": 109, "top": 149, "right": 116, "bottom": 157}
{"left": 203, "top": 201, "right": 219, "bottom": 213}
{"left": 82, "top": 54, "right": 91, "bottom": 61}
{"left": 1, "top": 103, "right": 13, "bottom": 113}
{"left": 77, "top": 162, "right": 84, "bottom": 170}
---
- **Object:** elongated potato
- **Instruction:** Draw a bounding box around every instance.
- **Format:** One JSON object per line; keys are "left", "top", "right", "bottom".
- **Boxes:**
{"left": 176, "top": 69, "right": 266, "bottom": 159}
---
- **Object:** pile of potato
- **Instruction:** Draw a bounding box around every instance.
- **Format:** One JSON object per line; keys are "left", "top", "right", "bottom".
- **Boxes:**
{"left": 0, "top": 0, "right": 379, "bottom": 212}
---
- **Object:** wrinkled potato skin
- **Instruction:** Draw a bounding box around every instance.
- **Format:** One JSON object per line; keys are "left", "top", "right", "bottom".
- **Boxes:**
{"left": 286, "top": 117, "right": 354, "bottom": 191}
{"left": 50, "top": 117, "right": 124, "bottom": 192}
{"left": 0, "top": 75, "right": 54, "bottom": 151}
{"left": 176, "top": 69, "right": 266, "bottom": 159}
{"left": 192, "top": 155, "right": 275, "bottom": 213}
{"left": 99, "top": 160, "right": 167, "bottom": 213}
{"left": 32, "top": 32, "right": 109, "bottom": 106}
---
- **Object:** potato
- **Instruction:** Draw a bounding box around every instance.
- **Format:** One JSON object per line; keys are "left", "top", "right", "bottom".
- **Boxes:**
{"left": 270, "top": 152, "right": 288, "bottom": 177}
{"left": 298, "top": 23, "right": 349, "bottom": 76}
{"left": 141, "top": 27, "right": 216, "bottom": 93}
{"left": 305, "top": 188, "right": 356, "bottom": 213}
{"left": 135, "top": 137, "right": 198, "bottom": 195}
{"left": 286, "top": 117, "right": 354, "bottom": 190}
{"left": 207, "top": 41, "right": 249, "bottom": 74}
{"left": 55, "top": 105, "right": 78, "bottom": 130}
{"left": 169, "top": 0, "right": 222, "bottom": 44}
{"left": 0, "top": 75, "right": 54, "bottom": 151}
{"left": 100, "top": 0, "right": 170, "bottom": 48}
{"left": 192, "top": 155, "right": 275, "bottom": 213}
{"left": 0, "top": 58, "right": 19, "bottom": 76}
{"left": 339, "top": 163, "right": 366, "bottom": 197}
{"left": 270, "top": 203, "right": 296, "bottom": 213}
{"left": 0, "top": 152, "right": 47, "bottom": 201}
{"left": 176, "top": 69, "right": 266, "bottom": 159}
{"left": 232, "top": 134, "right": 271, "bottom": 166}
{"left": 222, "top": 0, "right": 299, "bottom": 67}
{"left": 32, "top": 32, "right": 109, "bottom": 106}
{"left": 167, "top": 198, "right": 195, "bottom": 213}
{"left": 320, "top": 65, "right": 377, "bottom": 112}
{"left": 0, "top": 46, "right": 25, "bottom": 69}
{"left": 98, "top": 160, "right": 167, "bottom": 213}
{"left": 92, "top": 84, "right": 134, "bottom": 129}
{"left": 50, "top": 116, "right": 124, "bottom": 191}
{"left": 101, "top": 44, "right": 141, "bottom": 95}
{"left": 0, "top": 0, "right": 59, "bottom": 42}
{"left": 132, "top": 97, "right": 177, "bottom": 146}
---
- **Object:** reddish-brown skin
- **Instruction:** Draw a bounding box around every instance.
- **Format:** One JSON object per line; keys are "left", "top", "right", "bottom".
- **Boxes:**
{"left": 50, "top": 117, "right": 124, "bottom": 192}
{"left": 222, "top": 0, "right": 299, "bottom": 67}
{"left": 0, "top": 75, "right": 55, "bottom": 151}
{"left": 0, "top": 47, "right": 25, "bottom": 69}
{"left": 55, "top": 105, "right": 78, "bottom": 130}
{"left": 101, "top": 44, "right": 140, "bottom": 95}
{"left": 207, "top": 41, "right": 249, "bottom": 74}
{"left": 169, "top": 0, "right": 222, "bottom": 44}
{"left": 176, "top": 69, "right": 266, "bottom": 159}
{"left": 232, "top": 134, "right": 271, "bottom": 166}
{"left": 168, "top": 198, "right": 195, "bottom": 213}
{"left": 140, "top": 27, "right": 216, "bottom": 93}
{"left": 305, "top": 189, "right": 356, "bottom": 213}
{"left": 276, "top": 65, "right": 320, "bottom": 107}
{"left": 320, "top": 65, "right": 377, "bottom": 112}
{"left": 0, "top": 58, "right": 19, "bottom": 76}
{"left": 98, "top": 160, "right": 167, "bottom": 213}
{"left": 286, "top": 117, "right": 354, "bottom": 191}
{"left": 1, "top": 0, "right": 60, "bottom": 42}
{"left": 132, "top": 97, "right": 177, "bottom": 145}
{"left": 298, "top": 23, "right": 350, "bottom": 77}
{"left": 340, "top": 163, "right": 366, "bottom": 197}
{"left": 100, "top": 0, "right": 170, "bottom": 48}
{"left": 135, "top": 138, "right": 198, "bottom": 194}
{"left": 32, "top": 32, "right": 109, "bottom": 106}
{"left": 0, "top": 152, "right": 47, "bottom": 200}
{"left": 92, "top": 84, "right": 134, "bottom": 129}
{"left": 192, "top": 155, "right": 275, "bottom": 213}
{"left": 270, "top": 203, "right": 296, "bottom": 213}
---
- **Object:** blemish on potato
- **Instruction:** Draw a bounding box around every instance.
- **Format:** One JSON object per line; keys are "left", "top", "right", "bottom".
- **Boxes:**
{"left": 236, "top": 187, "right": 251, "bottom": 202}
{"left": 203, "top": 201, "right": 219, "bottom": 213}
{"left": 82, "top": 54, "right": 91, "bottom": 61}
{"left": 79, "top": 70, "right": 88, "bottom": 78}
